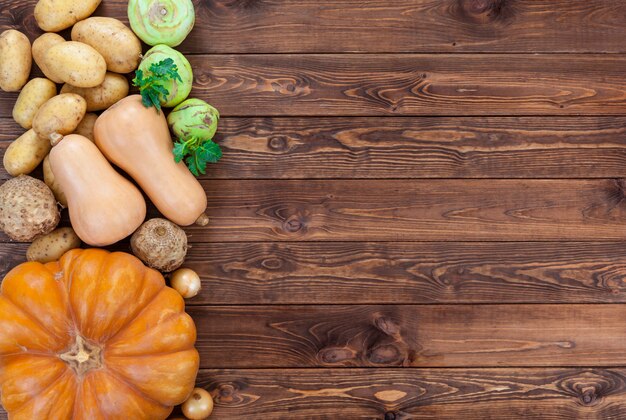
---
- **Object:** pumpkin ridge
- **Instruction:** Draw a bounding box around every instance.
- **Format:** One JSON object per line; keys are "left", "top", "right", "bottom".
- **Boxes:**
{"left": 99, "top": 365, "right": 171, "bottom": 410}
{"left": 10, "top": 367, "right": 76, "bottom": 417}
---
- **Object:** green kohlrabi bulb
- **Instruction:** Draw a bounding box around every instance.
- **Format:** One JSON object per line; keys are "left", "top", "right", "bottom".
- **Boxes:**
{"left": 168, "top": 99, "right": 220, "bottom": 140}
{"left": 128, "top": 0, "right": 195, "bottom": 47}
{"left": 139, "top": 44, "right": 193, "bottom": 108}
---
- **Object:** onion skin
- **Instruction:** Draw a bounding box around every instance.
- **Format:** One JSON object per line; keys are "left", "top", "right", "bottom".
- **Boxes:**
{"left": 181, "top": 388, "right": 213, "bottom": 419}
{"left": 128, "top": 0, "right": 195, "bottom": 47}
{"left": 140, "top": 44, "right": 193, "bottom": 108}
{"left": 170, "top": 268, "right": 201, "bottom": 299}
{"left": 168, "top": 99, "right": 220, "bottom": 140}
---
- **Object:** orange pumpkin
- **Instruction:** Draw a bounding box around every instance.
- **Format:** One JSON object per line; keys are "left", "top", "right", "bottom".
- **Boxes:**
{"left": 0, "top": 249, "right": 199, "bottom": 419}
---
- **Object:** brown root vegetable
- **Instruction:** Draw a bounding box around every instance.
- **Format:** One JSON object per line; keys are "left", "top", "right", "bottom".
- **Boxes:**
{"left": 131, "top": 218, "right": 187, "bottom": 272}
{"left": 33, "top": 94, "right": 87, "bottom": 144}
{"left": 0, "top": 175, "right": 60, "bottom": 242}
{"left": 0, "top": 30, "right": 31, "bottom": 92}
{"left": 43, "top": 155, "right": 68, "bottom": 207}
{"left": 12, "top": 78, "right": 57, "bottom": 129}
{"left": 26, "top": 227, "right": 81, "bottom": 263}
{"left": 32, "top": 33, "right": 65, "bottom": 83}
{"left": 170, "top": 268, "right": 201, "bottom": 299}
{"left": 61, "top": 73, "right": 129, "bottom": 112}
{"left": 73, "top": 113, "right": 98, "bottom": 141}
{"left": 3, "top": 129, "right": 51, "bottom": 176}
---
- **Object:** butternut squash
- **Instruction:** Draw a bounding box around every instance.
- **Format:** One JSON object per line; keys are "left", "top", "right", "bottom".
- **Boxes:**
{"left": 49, "top": 134, "right": 146, "bottom": 246}
{"left": 94, "top": 95, "right": 207, "bottom": 226}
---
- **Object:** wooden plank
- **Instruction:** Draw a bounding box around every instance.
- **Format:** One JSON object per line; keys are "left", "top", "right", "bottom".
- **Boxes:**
{"left": 5, "top": 116, "right": 626, "bottom": 180}
{"left": 4, "top": 241, "right": 626, "bottom": 305}
{"left": 197, "top": 368, "right": 626, "bottom": 419}
{"left": 3, "top": 54, "right": 626, "bottom": 117}
{"left": 3, "top": 179, "right": 626, "bottom": 243}
{"left": 4, "top": 1, "right": 626, "bottom": 54}
{"left": 191, "top": 304, "right": 626, "bottom": 368}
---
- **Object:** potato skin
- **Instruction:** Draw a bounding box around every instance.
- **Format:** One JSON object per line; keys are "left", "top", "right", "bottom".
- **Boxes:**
{"left": 43, "top": 156, "right": 68, "bottom": 207}
{"left": 74, "top": 113, "right": 98, "bottom": 141}
{"left": 3, "top": 129, "right": 52, "bottom": 177}
{"left": 32, "top": 33, "right": 65, "bottom": 83}
{"left": 61, "top": 73, "right": 129, "bottom": 112}
{"left": 71, "top": 17, "right": 142, "bottom": 73}
{"left": 12, "top": 78, "right": 57, "bottom": 129}
{"left": 44, "top": 41, "right": 106, "bottom": 88}
{"left": 35, "top": 0, "right": 102, "bottom": 32}
{"left": 33, "top": 94, "right": 87, "bottom": 143}
{"left": 0, "top": 30, "right": 31, "bottom": 92}
{"left": 26, "top": 227, "right": 81, "bottom": 263}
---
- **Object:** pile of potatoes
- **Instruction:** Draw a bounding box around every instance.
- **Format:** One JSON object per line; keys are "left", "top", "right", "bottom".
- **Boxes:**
{"left": 0, "top": 0, "right": 142, "bottom": 262}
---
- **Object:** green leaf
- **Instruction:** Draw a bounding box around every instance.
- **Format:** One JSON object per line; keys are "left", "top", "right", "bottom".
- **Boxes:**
{"left": 197, "top": 140, "right": 223, "bottom": 164}
{"left": 173, "top": 141, "right": 187, "bottom": 163}
{"left": 132, "top": 59, "right": 182, "bottom": 112}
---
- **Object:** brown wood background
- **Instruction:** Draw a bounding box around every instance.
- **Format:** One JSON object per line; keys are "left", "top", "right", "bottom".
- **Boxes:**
{"left": 3, "top": 0, "right": 626, "bottom": 418}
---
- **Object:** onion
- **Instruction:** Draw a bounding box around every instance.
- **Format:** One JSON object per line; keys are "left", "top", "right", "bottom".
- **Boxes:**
{"left": 170, "top": 268, "right": 201, "bottom": 299}
{"left": 168, "top": 99, "right": 220, "bottom": 141}
{"left": 128, "top": 0, "right": 195, "bottom": 47}
{"left": 181, "top": 387, "right": 214, "bottom": 419}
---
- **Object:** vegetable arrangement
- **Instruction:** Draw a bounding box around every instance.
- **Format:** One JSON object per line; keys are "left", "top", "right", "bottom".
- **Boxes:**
{"left": 0, "top": 0, "right": 222, "bottom": 417}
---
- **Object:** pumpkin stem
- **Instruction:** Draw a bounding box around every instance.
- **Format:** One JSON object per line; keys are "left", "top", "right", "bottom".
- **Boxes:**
{"left": 59, "top": 335, "right": 103, "bottom": 377}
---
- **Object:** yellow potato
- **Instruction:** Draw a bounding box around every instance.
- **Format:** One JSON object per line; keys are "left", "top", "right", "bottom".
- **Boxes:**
{"left": 61, "top": 73, "right": 129, "bottom": 112}
{"left": 26, "top": 227, "right": 82, "bottom": 263}
{"left": 3, "top": 129, "right": 51, "bottom": 176}
{"left": 74, "top": 113, "right": 98, "bottom": 141}
{"left": 43, "top": 41, "right": 106, "bottom": 88}
{"left": 34, "top": 0, "right": 102, "bottom": 32}
{"left": 43, "top": 155, "right": 68, "bottom": 207}
{"left": 33, "top": 94, "right": 87, "bottom": 144}
{"left": 0, "top": 30, "right": 31, "bottom": 92}
{"left": 32, "top": 33, "right": 65, "bottom": 83}
{"left": 71, "top": 17, "right": 142, "bottom": 74}
{"left": 12, "top": 78, "right": 57, "bottom": 129}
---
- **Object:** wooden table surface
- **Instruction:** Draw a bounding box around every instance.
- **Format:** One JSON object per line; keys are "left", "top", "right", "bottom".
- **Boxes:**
{"left": 3, "top": 0, "right": 626, "bottom": 418}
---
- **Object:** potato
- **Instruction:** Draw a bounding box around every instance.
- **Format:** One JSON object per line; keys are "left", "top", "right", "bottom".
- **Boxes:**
{"left": 33, "top": 94, "right": 87, "bottom": 144}
{"left": 3, "top": 129, "right": 51, "bottom": 176}
{"left": 43, "top": 156, "right": 68, "bottom": 207}
{"left": 34, "top": 0, "right": 102, "bottom": 32}
{"left": 74, "top": 113, "right": 98, "bottom": 141}
{"left": 0, "top": 30, "right": 31, "bottom": 92}
{"left": 0, "top": 175, "right": 60, "bottom": 242}
{"left": 71, "top": 17, "right": 142, "bottom": 74}
{"left": 43, "top": 41, "right": 106, "bottom": 88}
{"left": 61, "top": 73, "right": 129, "bottom": 112}
{"left": 32, "top": 33, "right": 65, "bottom": 83}
{"left": 12, "top": 78, "right": 57, "bottom": 129}
{"left": 26, "top": 227, "right": 81, "bottom": 263}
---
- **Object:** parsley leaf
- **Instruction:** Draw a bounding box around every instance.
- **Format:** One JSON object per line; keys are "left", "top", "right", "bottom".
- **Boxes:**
{"left": 173, "top": 137, "right": 223, "bottom": 176}
{"left": 132, "top": 58, "right": 181, "bottom": 113}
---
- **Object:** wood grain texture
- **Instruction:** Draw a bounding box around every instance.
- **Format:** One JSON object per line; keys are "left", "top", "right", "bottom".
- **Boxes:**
{"left": 5, "top": 242, "right": 626, "bottom": 304}
{"left": 5, "top": 116, "right": 626, "bottom": 180}
{"left": 197, "top": 368, "right": 626, "bottom": 419}
{"left": 4, "top": 0, "right": 626, "bottom": 54}
{"left": 194, "top": 179, "right": 626, "bottom": 242}
{"left": 3, "top": 54, "right": 626, "bottom": 117}
{"left": 191, "top": 305, "right": 626, "bottom": 368}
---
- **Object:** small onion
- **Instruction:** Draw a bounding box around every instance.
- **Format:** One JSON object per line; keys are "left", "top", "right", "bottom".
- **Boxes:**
{"left": 139, "top": 44, "right": 193, "bottom": 108}
{"left": 168, "top": 99, "right": 220, "bottom": 141}
{"left": 170, "top": 268, "right": 201, "bottom": 299}
{"left": 181, "top": 387, "right": 213, "bottom": 419}
{"left": 128, "top": 0, "right": 195, "bottom": 47}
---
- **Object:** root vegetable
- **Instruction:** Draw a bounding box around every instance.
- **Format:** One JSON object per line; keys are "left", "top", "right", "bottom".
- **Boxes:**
{"left": 3, "top": 129, "right": 51, "bottom": 176}
{"left": 73, "top": 113, "right": 98, "bottom": 141}
{"left": 12, "top": 78, "right": 57, "bottom": 129}
{"left": 0, "top": 175, "right": 60, "bottom": 242}
{"left": 32, "top": 33, "right": 65, "bottom": 83}
{"left": 33, "top": 94, "right": 87, "bottom": 144}
{"left": 26, "top": 227, "right": 81, "bottom": 263}
{"left": 168, "top": 99, "right": 220, "bottom": 141}
{"left": 128, "top": 0, "right": 195, "bottom": 47}
{"left": 0, "top": 30, "right": 31, "bottom": 92}
{"left": 34, "top": 0, "right": 102, "bottom": 32}
{"left": 61, "top": 73, "right": 129, "bottom": 112}
{"left": 49, "top": 134, "right": 146, "bottom": 246}
{"left": 43, "top": 156, "right": 68, "bottom": 207}
{"left": 170, "top": 268, "right": 201, "bottom": 299}
{"left": 131, "top": 218, "right": 188, "bottom": 272}
{"left": 181, "top": 388, "right": 214, "bottom": 420}
{"left": 43, "top": 41, "right": 107, "bottom": 88}
{"left": 72, "top": 17, "right": 142, "bottom": 74}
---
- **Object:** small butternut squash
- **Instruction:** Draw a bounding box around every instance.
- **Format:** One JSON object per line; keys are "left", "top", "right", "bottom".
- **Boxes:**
{"left": 49, "top": 134, "right": 146, "bottom": 246}
{"left": 94, "top": 95, "right": 207, "bottom": 226}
